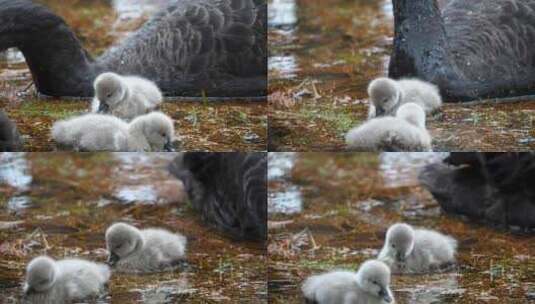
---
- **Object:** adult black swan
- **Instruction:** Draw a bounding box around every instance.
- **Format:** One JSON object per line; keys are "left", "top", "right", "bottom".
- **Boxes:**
{"left": 0, "top": 0, "right": 267, "bottom": 99}
{"left": 389, "top": 0, "right": 535, "bottom": 102}
{"left": 0, "top": 111, "right": 22, "bottom": 151}
{"left": 169, "top": 152, "right": 267, "bottom": 241}
{"left": 419, "top": 153, "right": 535, "bottom": 231}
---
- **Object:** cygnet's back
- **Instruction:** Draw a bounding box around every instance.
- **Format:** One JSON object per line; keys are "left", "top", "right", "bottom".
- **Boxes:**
{"left": 142, "top": 228, "right": 187, "bottom": 261}
{"left": 346, "top": 103, "right": 431, "bottom": 152}
{"left": 398, "top": 79, "right": 442, "bottom": 114}
{"left": 302, "top": 271, "right": 361, "bottom": 304}
{"left": 408, "top": 228, "right": 458, "bottom": 272}
{"left": 52, "top": 114, "right": 129, "bottom": 151}
{"left": 55, "top": 259, "right": 110, "bottom": 298}
{"left": 125, "top": 76, "right": 163, "bottom": 107}
{"left": 24, "top": 257, "right": 110, "bottom": 304}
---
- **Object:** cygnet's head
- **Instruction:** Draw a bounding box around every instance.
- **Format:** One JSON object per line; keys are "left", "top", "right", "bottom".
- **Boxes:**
{"left": 368, "top": 78, "right": 401, "bottom": 116}
{"left": 105, "top": 223, "right": 144, "bottom": 266}
{"left": 396, "top": 103, "right": 426, "bottom": 129}
{"left": 94, "top": 72, "right": 126, "bottom": 113}
{"left": 130, "top": 112, "right": 175, "bottom": 151}
{"left": 24, "top": 256, "right": 58, "bottom": 295}
{"left": 356, "top": 259, "right": 393, "bottom": 303}
{"left": 385, "top": 223, "right": 415, "bottom": 261}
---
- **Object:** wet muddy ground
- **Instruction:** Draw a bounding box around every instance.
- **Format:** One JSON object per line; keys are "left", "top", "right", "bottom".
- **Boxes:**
{"left": 0, "top": 153, "right": 266, "bottom": 303}
{"left": 0, "top": 0, "right": 266, "bottom": 152}
{"left": 268, "top": 0, "right": 535, "bottom": 152}
{"left": 268, "top": 153, "right": 535, "bottom": 303}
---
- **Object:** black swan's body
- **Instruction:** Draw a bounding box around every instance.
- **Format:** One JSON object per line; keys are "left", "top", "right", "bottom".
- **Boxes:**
{"left": 0, "top": 0, "right": 267, "bottom": 99}
{"left": 389, "top": 0, "right": 535, "bottom": 102}
{"left": 0, "top": 111, "right": 22, "bottom": 151}
{"left": 169, "top": 152, "right": 267, "bottom": 241}
{"left": 419, "top": 153, "right": 535, "bottom": 231}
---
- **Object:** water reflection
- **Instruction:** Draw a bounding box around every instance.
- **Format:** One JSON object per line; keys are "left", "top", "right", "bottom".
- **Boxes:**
{"left": 0, "top": 153, "right": 32, "bottom": 191}
{"left": 268, "top": 187, "right": 302, "bottom": 214}
{"left": 135, "top": 277, "right": 192, "bottom": 304}
{"left": 379, "top": 153, "right": 448, "bottom": 188}
{"left": 268, "top": 0, "right": 297, "bottom": 29}
{"left": 112, "top": 153, "right": 181, "bottom": 205}
{"left": 268, "top": 152, "right": 296, "bottom": 180}
{"left": 396, "top": 273, "right": 464, "bottom": 304}
{"left": 0, "top": 48, "right": 25, "bottom": 66}
{"left": 112, "top": 0, "right": 169, "bottom": 20}
{"left": 115, "top": 185, "right": 158, "bottom": 204}
{"left": 6, "top": 196, "right": 31, "bottom": 214}
{"left": 268, "top": 153, "right": 303, "bottom": 214}
{"left": 268, "top": 55, "right": 299, "bottom": 79}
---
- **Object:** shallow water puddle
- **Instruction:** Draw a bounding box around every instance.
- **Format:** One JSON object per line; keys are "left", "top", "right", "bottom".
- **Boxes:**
{"left": 0, "top": 153, "right": 266, "bottom": 303}
{"left": 0, "top": 153, "right": 32, "bottom": 191}
{"left": 268, "top": 153, "right": 302, "bottom": 214}
{"left": 379, "top": 152, "right": 448, "bottom": 188}
{"left": 268, "top": 153, "right": 534, "bottom": 303}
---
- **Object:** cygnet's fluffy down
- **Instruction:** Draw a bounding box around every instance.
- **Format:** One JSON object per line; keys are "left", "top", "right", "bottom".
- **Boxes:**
{"left": 378, "top": 223, "right": 457, "bottom": 274}
{"left": 346, "top": 103, "right": 432, "bottom": 151}
{"left": 105, "top": 222, "right": 187, "bottom": 273}
{"left": 23, "top": 256, "right": 110, "bottom": 304}
{"left": 91, "top": 72, "right": 163, "bottom": 120}
{"left": 302, "top": 259, "right": 394, "bottom": 304}
{"left": 367, "top": 77, "right": 442, "bottom": 118}
{"left": 51, "top": 112, "right": 174, "bottom": 152}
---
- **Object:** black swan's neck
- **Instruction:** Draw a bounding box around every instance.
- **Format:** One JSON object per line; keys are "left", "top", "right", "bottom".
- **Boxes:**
{"left": 20, "top": 25, "right": 96, "bottom": 97}
{"left": 389, "top": 0, "right": 452, "bottom": 79}
{"left": 0, "top": 1, "right": 97, "bottom": 97}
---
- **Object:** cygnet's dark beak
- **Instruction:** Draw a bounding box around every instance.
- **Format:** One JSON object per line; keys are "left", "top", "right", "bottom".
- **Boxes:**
{"left": 164, "top": 139, "right": 174, "bottom": 152}
{"left": 376, "top": 106, "right": 385, "bottom": 117}
{"left": 98, "top": 102, "right": 110, "bottom": 113}
{"left": 24, "top": 286, "right": 35, "bottom": 296}
{"left": 395, "top": 251, "right": 404, "bottom": 262}
{"left": 107, "top": 252, "right": 120, "bottom": 266}
{"left": 379, "top": 288, "right": 392, "bottom": 303}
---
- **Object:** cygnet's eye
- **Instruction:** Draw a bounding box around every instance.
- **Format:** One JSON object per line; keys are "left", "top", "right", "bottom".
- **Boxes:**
{"left": 391, "top": 244, "right": 396, "bottom": 248}
{"left": 372, "top": 280, "right": 378, "bottom": 285}
{"left": 107, "top": 93, "right": 113, "bottom": 98}
{"left": 161, "top": 132, "right": 166, "bottom": 137}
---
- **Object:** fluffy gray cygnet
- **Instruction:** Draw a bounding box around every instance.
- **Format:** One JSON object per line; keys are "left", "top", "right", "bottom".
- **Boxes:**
{"left": 105, "top": 222, "right": 187, "bottom": 273}
{"left": 378, "top": 223, "right": 458, "bottom": 274}
{"left": 367, "top": 78, "right": 442, "bottom": 118}
{"left": 346, "top": 103, "right": 432, "bottom": 151}
{"left": 51, "top": 111, "right": 174, "bottom": 152}
{"left": 23, "top": 256, "right": 110, "bottom": 304}
{"left": 302, "top": 259, "right": 394, "bottom": 304}
{"left": 91, "top": 72, "right": 163, "bottom": 120}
